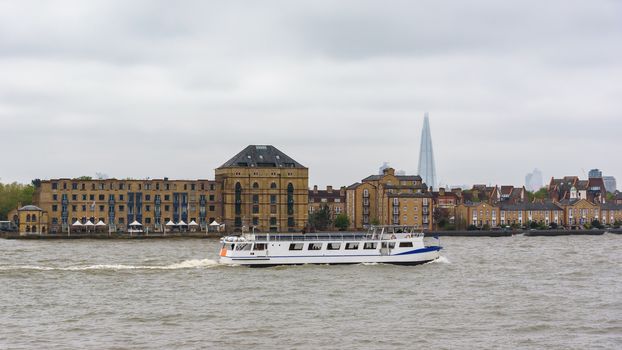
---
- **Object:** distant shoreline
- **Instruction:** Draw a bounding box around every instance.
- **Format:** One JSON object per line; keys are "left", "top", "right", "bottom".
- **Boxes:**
{"left": 2, "top": 229, "right": 621, "bottom": 240}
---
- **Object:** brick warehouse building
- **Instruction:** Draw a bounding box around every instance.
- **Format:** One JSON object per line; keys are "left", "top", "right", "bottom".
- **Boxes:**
{"left": 21, "top": 145, "right": 308, "bottom": 234}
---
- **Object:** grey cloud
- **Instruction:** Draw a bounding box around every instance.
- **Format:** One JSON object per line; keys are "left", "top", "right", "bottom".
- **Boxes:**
{"left": 0, "top": 0, "right": 621, "bottom": 188}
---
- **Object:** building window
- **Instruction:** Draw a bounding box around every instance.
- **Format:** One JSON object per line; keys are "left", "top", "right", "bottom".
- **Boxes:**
{"left": 145, "top": 195, "right": 151, "bottom": 201}
{"left": 270, "top": 217, "right": 277, "bottom": 225}
{"left": 287, "top": 183, "right": 294, "bottom": 215}
{"left": 119, "top": 205, "right": 125, "bottom": 212}
{"left": 209, "top": 195, "right": 215, "bottom": 201}
{"left": 209, "top": 205, "right": 215, "bottom": 211}
{"left": 253, "top": 182, "right": 259, "bottom": 189}
{"left": 270, "top": 195, "right": 277, "bottom": 204}
{"left": 99, "top": 205, "right": 104, "bottom": 212}
{"left": 165, "top": 205, "right": 170, "bottom": 211}
{"left": 52, "top": 183, "right": 58, "bottom": 190}
{"left": 146, "top": 205, "right": 151, "bottom": 212}
{"left": 52, "top": 205, "right": 58, "bottom": 212}
{"left": 270, "top": 182, "right": 277, "bottom": 189}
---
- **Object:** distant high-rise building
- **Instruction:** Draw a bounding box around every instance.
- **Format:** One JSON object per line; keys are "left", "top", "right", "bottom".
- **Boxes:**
{"left": 589, "top": 169, "right": 603, "bottom": 178}
{"left": 525, "top": 168, "right": 543, "bottom": 191}
{"left": 417, "top": 113, "right": 437, "bottom": 189}
{"left": 603, "top": 176, "right": 617, "bottom": 193}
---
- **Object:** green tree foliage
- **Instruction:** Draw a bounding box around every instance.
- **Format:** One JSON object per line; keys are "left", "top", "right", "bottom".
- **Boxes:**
{"left": 308, "top": 204, "right": 332, "bottom": 231}
{"left": 527, "top": 187, "right": 549, "bottom": 202}
{"left": 591, "top": 219, "right": 603, "bottom": 229}
{"left": 77, "top": 176, "right": 92, "bottom": 180}
{"left": 433, "top": 208, "right": 450, "bottom": 229}
{"left": 0, "top": 182, "right": 35, "bottom": 220}
{"left": 334, "top": 214, "right": 350, "bottom": 231}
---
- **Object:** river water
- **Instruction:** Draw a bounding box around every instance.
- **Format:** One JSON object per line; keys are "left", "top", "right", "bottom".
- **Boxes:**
{"left": 0, "top": 235, "right": 620, "bottom": 349}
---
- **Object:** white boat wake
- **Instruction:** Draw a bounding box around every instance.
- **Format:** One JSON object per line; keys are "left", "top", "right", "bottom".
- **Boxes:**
{"left": 427, "top": 256, "right": 451, "bottom": 264}
{"left": 0, "top": 259, "right": 220, "bottom": 271}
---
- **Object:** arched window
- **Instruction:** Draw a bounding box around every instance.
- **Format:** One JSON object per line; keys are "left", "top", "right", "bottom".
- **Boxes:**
{"left": 270, "top": 182, "right": 277, "bottom": 189}
{"left": 252, "top": 182, "right": 259, "bottom": 189}
{"left": 42, "top": 226, "right": 47, "bottom": 233}
{"left": 363, "top": 189, "right": 369, "bottom": 197}
{"left": 32, "top": 214, "right": 37, "bottom": 222}
{"left": 26, "top": 214, "right": 31, "bottom": 222}
{"left": 287, "top": 183, "right": 294, "bottom": 216}
{"left": 32, "top": 225, "right": 37, "bottom": 233}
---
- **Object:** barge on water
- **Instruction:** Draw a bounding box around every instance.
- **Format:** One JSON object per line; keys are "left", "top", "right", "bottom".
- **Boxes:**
{"left": 219, "top": 225, "right": 442, "bottom": 267}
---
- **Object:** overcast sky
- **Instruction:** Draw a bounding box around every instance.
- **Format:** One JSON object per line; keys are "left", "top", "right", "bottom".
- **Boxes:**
{"left": 1, "top": 0, "right": 621, "bottom": 189}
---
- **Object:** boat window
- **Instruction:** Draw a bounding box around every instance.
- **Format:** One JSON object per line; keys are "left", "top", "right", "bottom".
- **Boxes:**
{"left": 327, "top": 243, "right": 341, "bottom": 250}
{"left": 223, "top": 243, "right": 235, "bottom": 250}
{"left": 289, "top": 243, "right": 303, "bottom": 251}
{"left": 235, "top": 243, "right": 252, "bottom": 251}
{"left": 399, "top": 242, "right": 413, "bottom": 248}
{"left": 363, "top": 242, "right": 377, "bottom": 249}
{"left": 345, "top": 242, "right": 359, "bottom": 250}
{"left": 308, "top": 243, "right": 322, "bottom": 250}
{"left": 253, "top": 243, "right": 266, "bottom": 251}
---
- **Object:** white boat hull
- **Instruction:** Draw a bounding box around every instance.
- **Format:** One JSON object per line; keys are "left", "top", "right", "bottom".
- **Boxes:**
{"left": 220, "top": 246, "right": 441, "bottom": 267}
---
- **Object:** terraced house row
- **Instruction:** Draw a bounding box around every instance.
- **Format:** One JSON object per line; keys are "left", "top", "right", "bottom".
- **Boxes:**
{"left": 455, "top": 177, "right": 622, "bottom": 229}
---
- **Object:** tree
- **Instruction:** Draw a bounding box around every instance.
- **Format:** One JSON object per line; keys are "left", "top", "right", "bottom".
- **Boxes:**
{"left": 591, "top": 219, "right": 603, "bottom": 229}
{"left": 77, "top": 176, "right": 92, "bottom": 180}
{"left": 334, "top": 214, "right": 350, "bottom": 231}
{"left": 433, "top": 208, "right": 450, "bottom": 229}
{"left": 0, "top": 182, "right": 35, "bottom": 220}
{"left": 308, "top": 204, "right": 331, "bottom": 231}
{"left": 371, "top": 217, "right": 380, "bottom": 226}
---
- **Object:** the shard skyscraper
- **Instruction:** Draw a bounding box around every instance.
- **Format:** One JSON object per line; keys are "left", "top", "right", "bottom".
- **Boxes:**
{"left": 417, "top": 113, "right": 437, "bottom": 189}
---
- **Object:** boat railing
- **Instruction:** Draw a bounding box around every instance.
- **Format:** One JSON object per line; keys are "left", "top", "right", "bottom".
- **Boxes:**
{"left": 245, "top": 231, "right": 424, "bottom": 242}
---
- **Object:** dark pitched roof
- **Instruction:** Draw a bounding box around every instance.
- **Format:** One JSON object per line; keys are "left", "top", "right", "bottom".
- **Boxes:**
{"left": 219, "top": 145, "right": 305, "bottom": 169}
{"left": 576, "top": 180, "right": 589, "bottom": 190}
{"left": 500, "top": 186, "right": 514, "bottom": 196}
{"left": 309, "top": 190, "right": 344, "bottom": 200}
{"left": 500, "top": 202, "right": 562, "bottom": 211}
{"left": 601, "top": 202, "right": 622, "bottom": 210}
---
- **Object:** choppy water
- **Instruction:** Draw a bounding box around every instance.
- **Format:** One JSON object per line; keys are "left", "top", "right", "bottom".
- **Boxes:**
{"left": 1, "top": 235, "right": 621, "bottom": 349}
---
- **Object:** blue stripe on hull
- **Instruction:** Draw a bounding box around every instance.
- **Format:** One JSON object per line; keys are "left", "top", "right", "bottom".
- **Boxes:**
{"left": 394, "top": 246, "right": 442, "bottom": 255}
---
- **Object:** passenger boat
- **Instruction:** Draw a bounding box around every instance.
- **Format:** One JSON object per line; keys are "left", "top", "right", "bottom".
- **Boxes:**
{"left": 219, "top": 225, "right": 442, "bottom": 267}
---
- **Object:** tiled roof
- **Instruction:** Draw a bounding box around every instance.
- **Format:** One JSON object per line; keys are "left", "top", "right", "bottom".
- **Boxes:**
{"left": 601, "top": 203, "right": 622, "bottom": 210}
{"left": 499, "top": 202, "right": 562, "bottom": 211}
{"left": 346, "top": 182, "right": 362, "bottom": 190}
{"left": 219, "top": 145, "right": 305, "bottom": 169}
